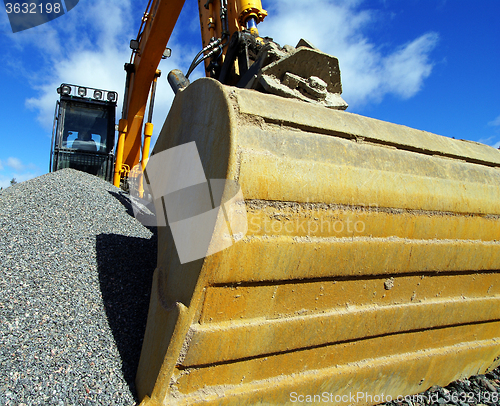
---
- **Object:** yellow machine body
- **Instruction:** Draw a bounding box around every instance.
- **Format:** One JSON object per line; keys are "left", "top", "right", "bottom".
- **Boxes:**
{"left": 136, "top": 78, "right": 500, "bottom": 405}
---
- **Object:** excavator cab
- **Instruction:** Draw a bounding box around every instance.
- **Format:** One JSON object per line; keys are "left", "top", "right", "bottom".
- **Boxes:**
{"left": 49, "top": 84, "right": 118, "bottom": 181}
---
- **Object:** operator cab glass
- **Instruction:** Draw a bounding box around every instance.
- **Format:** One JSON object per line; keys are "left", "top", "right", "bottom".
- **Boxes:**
{"left": 61, "top": 102, "right": 111, "bottom": 153}
{"left": 50, "top": 85, "right": 117, "bottom": 182}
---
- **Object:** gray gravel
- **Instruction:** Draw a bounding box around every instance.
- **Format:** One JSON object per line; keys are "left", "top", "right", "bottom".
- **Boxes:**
{"left": 1, "top": 168, "right": 499, "bottom": 406}
{"left": 0, "top": 169, "right": 157, "bottom": 405}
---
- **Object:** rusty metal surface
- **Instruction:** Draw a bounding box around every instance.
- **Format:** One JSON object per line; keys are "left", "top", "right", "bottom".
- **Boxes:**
{"left": 136, "top": 78, "right": 500, "bottom": 405}
{"left": 257, "top": 46, "right": 348, "bottom": 109}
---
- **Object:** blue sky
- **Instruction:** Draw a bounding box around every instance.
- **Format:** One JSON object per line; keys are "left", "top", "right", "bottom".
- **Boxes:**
{"left": 0, "top": 0, "right": 499, "bottom": 189}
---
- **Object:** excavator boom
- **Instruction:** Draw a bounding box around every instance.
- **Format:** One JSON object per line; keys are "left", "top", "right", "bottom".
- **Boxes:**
{"left": 116, "top": 0, "right": 268, "bottom": 185}
{"left": 116, "top": 0, "right": 185, "bottom": 184}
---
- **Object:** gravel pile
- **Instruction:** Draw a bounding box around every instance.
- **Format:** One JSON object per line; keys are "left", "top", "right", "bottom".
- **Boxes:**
{"left": 0, "top": 169, "right": 157, "bottom": 405}
{"left": 1, "top": 168, "right": 499, "bottom": 406}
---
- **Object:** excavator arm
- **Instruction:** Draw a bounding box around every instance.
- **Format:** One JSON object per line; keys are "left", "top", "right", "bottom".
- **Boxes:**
{"left": 113, "top": 0, "right": 185, "bottom": 186}
{"left": 113, "top": 0, "right": 268, "bottom": 187}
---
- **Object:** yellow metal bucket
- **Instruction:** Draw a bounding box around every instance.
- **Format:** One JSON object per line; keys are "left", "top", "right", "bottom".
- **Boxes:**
{"left": 137, "top": 78, "right": 500, "bottom": 405}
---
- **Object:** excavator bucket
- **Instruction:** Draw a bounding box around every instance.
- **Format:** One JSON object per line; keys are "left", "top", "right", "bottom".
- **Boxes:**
{"left": 136, "top": 77, "right": 500, "bottom": 405}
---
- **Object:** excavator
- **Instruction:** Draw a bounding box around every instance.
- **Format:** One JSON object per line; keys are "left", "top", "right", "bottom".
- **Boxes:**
{"left": 53, "top": 0, "right": 500, "bottom": 405}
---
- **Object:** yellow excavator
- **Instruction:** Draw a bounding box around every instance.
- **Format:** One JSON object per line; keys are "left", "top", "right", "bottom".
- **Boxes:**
{"left": 55, "top": 0, "right": 500, "bottom": 404}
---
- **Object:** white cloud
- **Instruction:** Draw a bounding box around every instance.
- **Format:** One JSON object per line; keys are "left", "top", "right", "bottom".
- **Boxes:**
{"left": 5, "top": 156, "right": 38, "bottom": 173}
{"left": 14, "top": 0, "right": 439, "bottom": 139}
{"left": 0, "top": 171, "right": 40, "bottom": 189}
{"left": 488, "top": 115, "right": 500, "bottom": 127}
{"left": 485, "top": 115, "right": 500, "bottom": 149}
{"left": 382, "top": 33, "right": 438, "bottom": 99}
{"left": 0, "top": 177, "right": 12, "bottom": 190}
{"left": 13, "top": 0, "right": 199, "bottom": 142}
{"left": 0, "top": 157, "right": 40, "bottom": 188}
{"left": 478, "top": 134, "right": 500, "bottom": 149}
{"left": 260, "top": 0, "right": 439, "bottom": 107}
{"left": 6, "top": 157, "right": 24, "bottom": 171}
{"left": 14, "top": 0, "right": 135, "bottom": 131}
{"left": 25, "top": 45, "right": 131, "bottom": 130}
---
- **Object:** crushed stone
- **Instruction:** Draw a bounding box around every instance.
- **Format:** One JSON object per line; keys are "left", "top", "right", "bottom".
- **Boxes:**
{"left": 0, "top": 169, "right": 157, "bottom": 405}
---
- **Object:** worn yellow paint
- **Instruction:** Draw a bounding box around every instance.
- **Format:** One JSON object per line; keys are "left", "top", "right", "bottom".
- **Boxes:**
{"left": 204, "top": 237, "right": 500, "bottom": 284}
{"left": 167, "top": 341, "right": 500, "bottom": 405}
{"left": 235, "top": 91, "right": 500, "bottom": 167}
{"left": 184, "top": 296, "right": 500, "bottom": 365}
{"left": 174, "top": 322, "right": 500, "bottom": 394}
{"left": 243, "top": 204, "right": 500, "bottom": 240}
{"left": 136, "top": 78, "right": 500, "bottom": 405}
{"left": 238, "top": 149, "right": 500, "bottom": 213}
{"left": 200, "top": 273, "right": 500, "bottom": 323}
